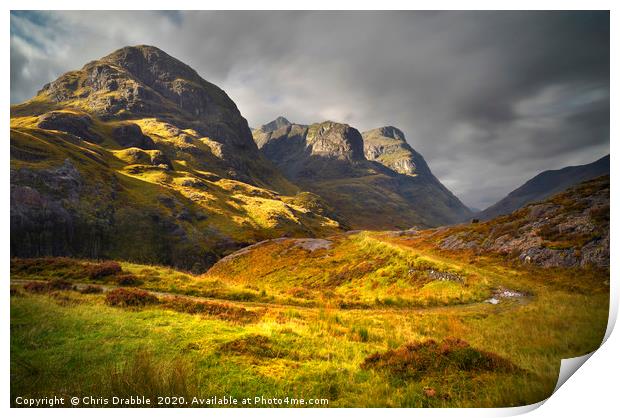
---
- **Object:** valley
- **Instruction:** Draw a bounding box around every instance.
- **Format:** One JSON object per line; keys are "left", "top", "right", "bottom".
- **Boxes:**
{"left": 9, "top": 45, "right": 610, "bottom": 408}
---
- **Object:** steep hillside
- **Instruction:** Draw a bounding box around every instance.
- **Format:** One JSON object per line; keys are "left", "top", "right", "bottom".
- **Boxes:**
{"left": 253, "top": 118, "right": 472, "bottom": 229}
{"left": 478, "top": 155, "right": 609, "bottom": 221}
{"left": 10, "top": 46, "right": 343, "bottom": 271}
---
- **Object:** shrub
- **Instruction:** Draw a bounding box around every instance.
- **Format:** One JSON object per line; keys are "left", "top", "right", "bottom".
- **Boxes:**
{"left": 226, "top": 290, "right": 257, "bottom": 302}
{"left": 88, "top": 261, "right": 123, "bottom": 280}
{"left": 161, "top": 296, "right": 260, "bottom": 323}
{"left": 11, "top": 257, "right": 79, "bottom": 275}
{"left": 105, "top": 288, "right": 159, "bottom": 307}
{"left": 361, "top": 338, "right": 518, "bottom": 378}
{"left": 116, "top": 274, "right": 142, "bottom": 286}
{"left": 49, "top": 291, "right": 80, "bottom": 306}
{"left": 286, "top": 287, "right": 313, "bottom": 299}
{"left": 80, "top": 285, "right": 103, "bottom": 294}
{"left": 538, "top": 224, "right": 556, "bottom": 239}
{"left": 48, "top": 279, "right": 73, "bottom": 291}
{"left": 23, "top": 281, "right": 50, "bottom": 293}
{"left": 24, "top": 279, "right": 73, "bottom": 293}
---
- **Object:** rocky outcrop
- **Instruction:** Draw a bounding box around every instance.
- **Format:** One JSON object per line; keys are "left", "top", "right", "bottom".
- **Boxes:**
{"left": 362, "top": 126, "right": 420, "bottom": 176}
{"left": 438, "top": 176, "right": 609, "bottom": 268}
{"left": 254, "top": 120, "right": 366, "bottom": 179}
{"left": 10, "top": 159, "right": 112, "bottom": 258}
{"left": 37, "top": 111, "right": 102, "bottom": 143}
{"left": 305, "top": 122, "right": 366, "bottom": 161}
{"left": 112, "top": 123, "right": 156, "bottom": 149}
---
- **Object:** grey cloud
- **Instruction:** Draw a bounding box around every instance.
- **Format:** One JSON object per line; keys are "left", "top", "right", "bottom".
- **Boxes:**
{"left": 10, "top": 11, "right": 609, "bottom": 208}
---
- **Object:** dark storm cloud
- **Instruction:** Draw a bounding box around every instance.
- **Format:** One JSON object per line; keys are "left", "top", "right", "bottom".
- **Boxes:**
{"left": 10, "top": 11, "right": 609, "bottom": 208}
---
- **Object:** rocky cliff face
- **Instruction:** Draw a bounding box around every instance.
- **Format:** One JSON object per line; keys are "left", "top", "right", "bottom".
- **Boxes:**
{"left": 305, "top": 122, "right": 366, "bottom": 161}
{"left": 362, "top": 126, "right": 421, "bottom": 176}
{"left": 253, "top": 118, "right": 472, "bottom": 229}
{"left": 478, "top": 155, "right": 610, "bottom": 221}
{"left": 436, "top": 176, "right": 609, "bottom": 268}
{"left": 10, "top": 46, "right": 343, "bottom": 271}
{"left": 255, "top": 120, "right": 367, "bottom": 179}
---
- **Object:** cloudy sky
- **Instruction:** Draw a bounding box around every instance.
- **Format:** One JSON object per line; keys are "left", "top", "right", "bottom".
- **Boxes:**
{"left": 10, "top": 11, "right": 609, "bottom": 209}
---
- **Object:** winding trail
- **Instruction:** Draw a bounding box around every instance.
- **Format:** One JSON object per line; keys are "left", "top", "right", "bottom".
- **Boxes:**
{"left": 10, "top": 278, "right": 531, "bottom": 315}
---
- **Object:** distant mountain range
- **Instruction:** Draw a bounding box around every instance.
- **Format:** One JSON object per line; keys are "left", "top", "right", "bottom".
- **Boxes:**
{"left": 478, "top": 155, "right": 610, "bottom": 220}
{"left": 10, "top": 45, "right": 471, "bottom": 270}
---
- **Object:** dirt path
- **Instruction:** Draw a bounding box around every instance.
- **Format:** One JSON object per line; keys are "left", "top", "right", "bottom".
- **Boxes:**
{"left": 10, "top": 279, "right": 531, "bottom": 315}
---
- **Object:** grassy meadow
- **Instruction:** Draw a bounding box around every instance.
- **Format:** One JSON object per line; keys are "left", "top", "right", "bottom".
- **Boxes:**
{"left": 10, "top": 231, "right": 609, "bottom": 407}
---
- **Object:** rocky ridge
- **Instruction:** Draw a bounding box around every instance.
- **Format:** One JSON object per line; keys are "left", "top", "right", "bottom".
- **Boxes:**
{"left": 437, "top": 176, "right": 609, "bottom": 268}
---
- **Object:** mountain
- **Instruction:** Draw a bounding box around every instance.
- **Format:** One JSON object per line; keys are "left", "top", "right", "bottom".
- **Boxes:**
{"left": 252, "top": 118, "right": 472, "bottom": 229}
{"left": 478, "top": 155, "right": 610, "bottom": 221}
{"left": 10, "top": 46, "right": 343, "bottom": 271}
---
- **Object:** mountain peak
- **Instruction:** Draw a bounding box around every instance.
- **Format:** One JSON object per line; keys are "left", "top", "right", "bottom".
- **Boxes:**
{"left": 258, "top": 116, "right": 291, "bottom": 132}
{"left": 362, "top": 126, "right": 426, "bottom": 176}
{"left": 38, "top": 45, "right": 237, "bottom": 123}
{"left": 364, "top": 126, "right": 406, "bottom": 142}
{"left": 97, "top": 45, "right": 201, "bottom": 85}
{"left": 252, "top": 117, "right": 471, "bottom": 227}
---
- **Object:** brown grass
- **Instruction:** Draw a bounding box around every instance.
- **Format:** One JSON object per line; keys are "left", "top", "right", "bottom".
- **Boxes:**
{"left": 106, "top": 350, "right": 193, "bottom": 400}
